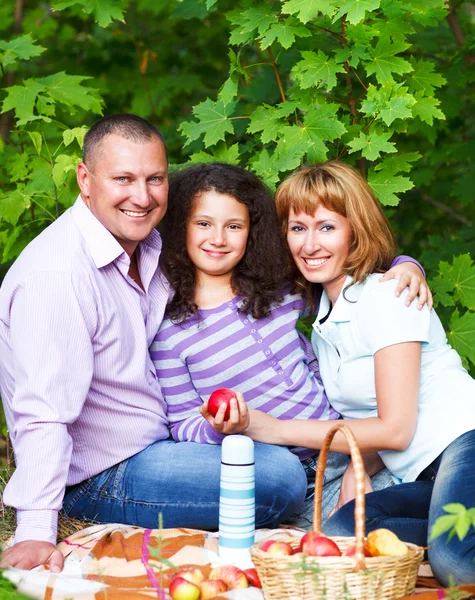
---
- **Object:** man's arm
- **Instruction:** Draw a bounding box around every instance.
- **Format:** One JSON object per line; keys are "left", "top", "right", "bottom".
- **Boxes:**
{"left": 1, "top": 272, "right": 95, "bottom": 569}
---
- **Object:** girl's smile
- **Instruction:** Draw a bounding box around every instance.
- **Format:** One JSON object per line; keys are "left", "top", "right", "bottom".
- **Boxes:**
{"left": 186, "top": 190, "right": 250, "bottom": 287}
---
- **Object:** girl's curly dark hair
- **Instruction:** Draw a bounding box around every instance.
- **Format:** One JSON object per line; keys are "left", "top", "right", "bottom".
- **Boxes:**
{"left": 160, "top": 163, "right": 289, "bottom": 323}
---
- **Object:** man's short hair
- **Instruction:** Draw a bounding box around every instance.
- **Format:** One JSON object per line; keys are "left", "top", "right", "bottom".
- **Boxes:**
{"left": 83, "top": 114, "right": 167, "bottom": 168}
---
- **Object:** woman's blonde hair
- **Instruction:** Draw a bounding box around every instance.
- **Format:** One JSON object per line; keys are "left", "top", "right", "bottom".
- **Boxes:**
{"left": 275, "top": 161, "right": 396, "bottom": 304}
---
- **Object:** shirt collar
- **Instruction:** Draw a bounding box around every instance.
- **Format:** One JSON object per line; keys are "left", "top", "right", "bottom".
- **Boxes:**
{"left": 70, "top": 195, "right": 162, "bottom": 269}
{"left": 315, "top": 275, "right": 365, "bottom": 326}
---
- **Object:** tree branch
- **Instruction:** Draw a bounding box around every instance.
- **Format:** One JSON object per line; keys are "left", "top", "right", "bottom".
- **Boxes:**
{"left": 447, "top": 3, "right": 474, "bottom": 66}
{"left": 266, "top": 47, "right": 286, "bottom": 103}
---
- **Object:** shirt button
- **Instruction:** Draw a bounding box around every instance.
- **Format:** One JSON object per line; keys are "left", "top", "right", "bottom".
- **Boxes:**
{"left": 265, "top": 350, "right": 270, "bottom": 355}
{"left": 258, "top": 339, "right": 263, "bottom": 344}
{"left": 251, "top": 329, "right": 256, "bottom": 333}
{"left": 279, "top": 371, "right": 284, "bottom": 376}
{"left": 243, "top": 319, "right": 249, "bottom": 324}
{"left": 228, "top": 302, "right": 233, "bottom": 307}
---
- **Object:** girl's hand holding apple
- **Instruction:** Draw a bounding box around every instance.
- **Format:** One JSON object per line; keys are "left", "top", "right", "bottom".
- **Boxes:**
{"left": 200, "top": 391, "right": 250, "bottom": 435}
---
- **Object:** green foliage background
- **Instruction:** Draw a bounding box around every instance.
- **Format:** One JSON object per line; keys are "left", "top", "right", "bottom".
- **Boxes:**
{"left": 0, "top": 0, "right": 474, "bottom": 428}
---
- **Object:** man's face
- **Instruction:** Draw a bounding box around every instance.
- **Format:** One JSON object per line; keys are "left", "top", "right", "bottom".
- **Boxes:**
{"left": 77, "top": 133, "right": 168, "bottom": 256}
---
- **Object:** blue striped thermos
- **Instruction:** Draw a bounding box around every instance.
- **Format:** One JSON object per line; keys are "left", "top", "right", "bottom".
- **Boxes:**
{"left": 218, "top": 435, "right": 255, "bottom": 561}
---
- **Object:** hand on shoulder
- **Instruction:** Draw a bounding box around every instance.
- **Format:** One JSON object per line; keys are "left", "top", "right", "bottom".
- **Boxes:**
{"left": 0, "top": 540, "right": 63, "bottom": 572}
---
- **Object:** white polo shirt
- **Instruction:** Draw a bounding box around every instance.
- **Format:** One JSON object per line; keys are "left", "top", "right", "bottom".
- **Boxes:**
{"left": 312, "top": 274, "right": 475, "bottom": 483}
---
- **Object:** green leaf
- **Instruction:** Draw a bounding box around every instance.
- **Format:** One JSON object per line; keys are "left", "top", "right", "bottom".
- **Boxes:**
{"left": 368, "top": 168, "right": 414, "bottom": 206}
{"left": 0, "top": 34, "right": 45, "bottom": 67}
{"left": 333, "top": 0, "right": 381, "bottom": 25}
{"left": 434, "top": 255, "right": 475, "bottom": 311}
{"left": 374, "top": 152, "right": 421, "bottom": 175}
{"left": 52, "top": 154, "right": 80, "bottom": 187}
{"left": 179, "top": 99, "right": 237, "bottom": 148}
{"left": 63, "top": 126, "right": 88, "bottom": 149}
{"left": 8, "top": 153, "right": 30, "bottom": 182}
{"left": 1, "top": 79, "right": 46, "bottom": 120}
{"left": 282, "top": 0, "right": 337, "bottom": 23}
{"left": 379, "top": 94, "right": 414, "bottom": 126}
{"left": 250, "top": 149, "right": 281, "bottom": 188}
{"left": 348, "top": 131, "right": 397, "bottom": 161}
{"left": 429, "top": 514, "right": 457, "bottom": 541}
{"left": 0, "top": 191, "right": 30, "bottom": 226}
{"left": 412, "top": 92, "right": 445, "bottom": 126}
{"left": 260, "top": 17, "right": 311, "bottom": 50}
{"left": 292, "top": 50, "right": 346, "bottom": 92}
{"left": 448, "top": 309, "right": 475, "bottom": 367}
{"left": 247, "top": 102, "right": 299, "bottom": 144}
{"left": 218, "top": 76, "right": 239, "bottom": 106}
{"left": 227, "top": 11, "right": 257, "bottom": 46}
{"left": 407, "top": 58, "right": 446, "bottom": 95}
{"left": 38, "top": 72, "right": 103, "bottom": 115}
{"left": 366, "top": 37, "right": 413, "bottom": 85}
{"left": 240, "top": 6, "right": 278, "bottom": 36}
{"left": 443, "top": 503, "right": 468, "bottom": 515}
{"left": 52, "top": 0, "right": 125, "bottom": 28}
{"left": 28, "top": 132, "right": 43, "bottom": 156}
{"left": 189, "top": 143, "right": 240, "bottom": 165}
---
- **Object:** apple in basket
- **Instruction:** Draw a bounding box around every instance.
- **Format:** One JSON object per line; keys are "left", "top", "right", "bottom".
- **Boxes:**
{"left": 209, "top": 565, "right": 249, "bottom": 589}
{"left": 199, "top": 578, "right": 228, "bottom": 599}
{"left": 173, "top": 567, "right": 206, "bottom": 586}
{"left": 299, "top": 532, "right": 342, "bottom": 557}
{"left": 259, "top": 539, "right": 294, "bottom": 555}
{"left": 169, "top": 576, "right": 201, "bottom": 600}
{"left": 344, "top": 543, "right": 372, "bottom": 557}
{"left": 208, "top": 388, "right": 237, "bottom": 420}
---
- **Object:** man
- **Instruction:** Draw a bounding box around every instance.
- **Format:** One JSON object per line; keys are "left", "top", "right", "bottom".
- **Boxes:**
{"left": 0, "top": 114, "right": 307, "bottom": 572}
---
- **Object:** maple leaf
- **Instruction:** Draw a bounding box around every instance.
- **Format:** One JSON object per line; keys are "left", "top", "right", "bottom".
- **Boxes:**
{"left": 227, "top": 11, "right": 257, "bottom": 46}
{"left": 0, "top": 191, "right": 30, "bottom": 226}
{"left": 379, "top": 94, "right": 415, "bottom": 126}
{"left": 368, "top": 167, "right": 414, "bottom": 205}
{"left": 281, "top": 0, "right": 337, "bottom": 23}
{"left": 374, "top": 152, "right": 421, "bottom": 175}
{"left": 412, "top": 91, "right": 445, "bottom": 125}
{"left": 348, "top": 131, "right": 396, "bottom": 161}
{"left": 250, "top": 150, "right": 282, "bottom": 188}
{"left": 30, "top": 72, "right": 103, "bottom": 116}
{"left": 190, "top": 143, "right": 240, "bottom": 165}
{"left": 52, "top": 0, "right": 125, "bottom": 28}
{"left": 0, "top": 34, "right": 45, "bottom": 67}
{"left": 333, "top": 0, "right": 381, "bottom": 25}
{"left": 247, "top": 102, "right": 299, "bottom": 144}
{"left": 260, "top": 17, "right": 311, "bottom": 50}
{"left": 407, "top": 58, "right": 446, "bottom": 95}
{"left": 366, "top": 36, "right": 413, "bottom": 85}
{"left": 1, "top": 79, "right": 46, "bottom": 120}
{"left": 52, "top": 154, "right": 80, "bottom": 188}
{"left": 179, "top": 99, "right": 237, "bottom": 148}
{"left": 433, "top": 255, "right": 475, "bottom": 311}
{"left": 448, "top": 310, "right": 475, "bottom": 368}
{"left": 292, "top": 50, "right": 346, "bottom": 91}
{"left": 240, "top": 6, "right": 278, "bottom": 36}
{"left": 63, "top": 126, "right": 88, "bottom": 149}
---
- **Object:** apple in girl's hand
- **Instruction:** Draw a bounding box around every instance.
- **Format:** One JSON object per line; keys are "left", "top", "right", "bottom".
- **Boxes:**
{"left": 209, "top": 565, "right": 249, "bottom": 589}
{"left": 199, "top": 578, "right": 228, "bottom": 599}
{"left": 244, "top": 568, "right": 262, "bottom": 588}
{"left": 208, "top": 388, "right": 237, "bottom": 420}
{"left": 300, "top": 532, "right": 342, "bottom": 557}
{"left": 173, "top": 567, "right": 206, "bottom": 586}
{"left": 169, "top": 576, "right": 200, "bottom": 600}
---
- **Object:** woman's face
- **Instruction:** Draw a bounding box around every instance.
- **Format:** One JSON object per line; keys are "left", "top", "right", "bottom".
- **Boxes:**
{"left": 186, "top": 190, "right": 250, "bottom": 286}
{"left": 287, "top": 205, "right": 352, "bottom": 303}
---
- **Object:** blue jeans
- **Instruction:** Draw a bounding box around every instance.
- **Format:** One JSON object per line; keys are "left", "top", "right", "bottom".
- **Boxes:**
{"left": 62, "top": 438, "right": 307, "bottom": 530}
{"left": 323, "top": 429, "right": 475, "bottom": 586}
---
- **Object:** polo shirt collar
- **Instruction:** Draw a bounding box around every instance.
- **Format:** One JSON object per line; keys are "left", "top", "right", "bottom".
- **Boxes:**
{"left": 315, "top": 275, "right": 365, "bottom": 326}
{"left": 70, "top": 195, "right": 162, "bottom": 269}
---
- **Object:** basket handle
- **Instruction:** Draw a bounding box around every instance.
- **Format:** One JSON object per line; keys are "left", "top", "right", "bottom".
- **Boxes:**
{"left": 313, "top": 423, "right": 367, "bottom": 570}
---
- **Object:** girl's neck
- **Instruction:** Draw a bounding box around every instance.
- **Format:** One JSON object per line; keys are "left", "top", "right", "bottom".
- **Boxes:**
{"left": 195, "top": 273, "right": 236, "bottom": 310}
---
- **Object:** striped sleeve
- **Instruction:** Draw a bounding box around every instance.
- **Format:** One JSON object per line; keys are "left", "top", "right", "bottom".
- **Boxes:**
{"left": 150, "top": 323, "right": 225, "bottom": 444}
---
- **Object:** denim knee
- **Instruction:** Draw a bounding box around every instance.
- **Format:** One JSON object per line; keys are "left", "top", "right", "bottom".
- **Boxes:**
{"left": 429, "top": 534, "right": 475, "bottom": 586}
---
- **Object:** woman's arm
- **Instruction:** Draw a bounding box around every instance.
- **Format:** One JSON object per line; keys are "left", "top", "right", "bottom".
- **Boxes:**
{"left": 245, "top": 341, "right": 421, "bottom": 454}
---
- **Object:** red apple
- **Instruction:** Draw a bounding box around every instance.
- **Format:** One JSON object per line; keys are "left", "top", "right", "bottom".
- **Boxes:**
{"left": 259, "top": 539, "right": 277, "bottom": 552}
{"left": 300, "top": 532, "right": 342, "bottom": 557}
{"left": 244, "top": 568, "right": 262, "bottom": 588}
{"left": 266, "top": 541, "right": 294, "bottom": 556}
{"left": 209, "top": 565, "right": 249, "bottom": 589}
{"left": 172, "top": 567, "right": 206, "bottom": 586}
{"left": 169, "top": 576, "right": 200, "bottom": 600}
{"left": 344, "top": 543, "right": 371, "bottom": 557}
{"left": 199, "top": 579, "right": 228, "bottom": 599}
{"left": 208, "top": 388, "right": 237, "bottom": 420}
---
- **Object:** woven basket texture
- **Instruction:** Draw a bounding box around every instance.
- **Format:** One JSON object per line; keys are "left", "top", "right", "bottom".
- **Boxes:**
{"left": 251, "top": 424, "right": 424, "bottom": 600}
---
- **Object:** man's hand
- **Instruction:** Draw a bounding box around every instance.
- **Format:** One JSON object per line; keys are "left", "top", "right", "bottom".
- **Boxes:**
{"left": 200, "top": 392, "right": 250, "bottom": 435}
{"left": 0, "top": 541, "right": 64, "bottom": 572}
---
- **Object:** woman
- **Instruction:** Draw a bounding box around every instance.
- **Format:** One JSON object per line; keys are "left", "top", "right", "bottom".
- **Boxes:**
{"left": 239, "top": 161, "right": 475, "bottom": 585}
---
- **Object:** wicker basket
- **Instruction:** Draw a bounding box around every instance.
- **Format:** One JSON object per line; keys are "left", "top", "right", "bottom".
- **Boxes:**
{"left": 251, "top": 423, "right": 424, "bottom": 600}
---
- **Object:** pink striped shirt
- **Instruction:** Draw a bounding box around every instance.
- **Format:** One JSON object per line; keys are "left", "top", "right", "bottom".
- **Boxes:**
{"left": 0, "top": 196, "right": 171, "bottom": 544}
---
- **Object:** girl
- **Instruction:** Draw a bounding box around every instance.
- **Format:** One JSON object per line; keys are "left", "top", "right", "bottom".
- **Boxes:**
{"left": 242, "top": 160, "right": 475, "bottom": 585}
{"left": 151, "top": 162, "right": 429, "bottom": 521}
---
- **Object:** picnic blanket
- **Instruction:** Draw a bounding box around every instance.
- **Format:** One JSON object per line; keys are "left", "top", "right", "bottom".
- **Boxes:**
{"left": 3, "top": 524, "right": 474, "bottom": 599}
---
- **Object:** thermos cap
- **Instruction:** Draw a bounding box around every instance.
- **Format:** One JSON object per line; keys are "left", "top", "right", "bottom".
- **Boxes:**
{"left": 221, "top": 435, "right": 254, "bottom": 465}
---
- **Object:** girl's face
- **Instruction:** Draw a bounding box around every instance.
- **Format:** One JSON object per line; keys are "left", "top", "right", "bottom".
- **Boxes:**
{"left": 287, "top": 205, "right": 352, "bottom": 304}
{"left": 186, "top": 190, "right": 250, "bottom": 286}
